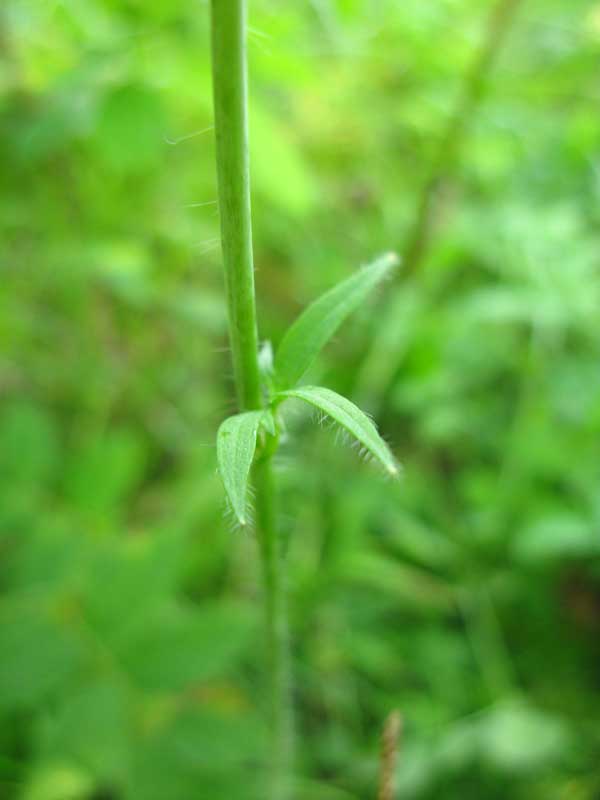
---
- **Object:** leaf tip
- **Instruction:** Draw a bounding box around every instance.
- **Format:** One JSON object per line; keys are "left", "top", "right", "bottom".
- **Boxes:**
{"left": 387, "top": 462, "right": 400, "bottom": 478}
{"left": 382, "top": 250, "right": 400, "bottom": 269}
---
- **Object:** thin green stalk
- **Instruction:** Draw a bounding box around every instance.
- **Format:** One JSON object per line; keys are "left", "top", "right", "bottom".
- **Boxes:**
{"left": 210, "top": 2, "right": 293, "bottom": 796}
{"left": 211, "top": 0, "right": 261, "bottom": 412}
{"left": 254, "top": 454, "right": 293, "bottom": 799}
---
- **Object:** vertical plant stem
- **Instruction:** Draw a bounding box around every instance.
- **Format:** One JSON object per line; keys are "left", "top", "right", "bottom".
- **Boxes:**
{"left": 210, "top": 2, "right": 293, "bottom": 796}
{"left": 353, "top": 0, "right": 523, "bottom": 410}
{"left": 210, "top": 0, "right": 261, "bottom": 412}
{"left": 255, "top": 454, "right": 293, "bottom": 800}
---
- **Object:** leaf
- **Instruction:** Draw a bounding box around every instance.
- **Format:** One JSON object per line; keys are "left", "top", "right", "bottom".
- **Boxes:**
{"left": 216, "top": 411, "right": 264, "bottom": 525}
{"left": 35, "top": 681, "right": 130, "bottom": 781}
{"left": 116, "top": 601, "right": 255, "bottom": 692}
{"left": 512, "top": 513, "right": 600, "bottom": 563}
{"left": 339, "top": 551, "right": 453, "bottom": 611}
{"left": 0, "top": 401, "right": 59, "bottom": 487}
{"left": 273, "top": 252, "right": 399, "bottom": 390}
{"left": 83, "top": 531, "right": 186, "bottom": 642}
{"left": 94, "top": 84, "right": 166, "bottom": 173}
{"left": 277, "top": 386, "right": 399, "bottom": 477}
{"left": 0, "top": 606, "right": 83, "bottom": 712}
{"left": 63, "top": 429, "right": 147, "bottom": 521}
{"left": 250, "top": 102, "right": 318, "bottom": 219}
{"left": 479, "top": 702, "right": 570, "bottom": 772}
{"left": 128, "top": 707, "right": 262, "bottom": 800}
{"left": 22, "top": 763, "right": 94, "bottom": 800}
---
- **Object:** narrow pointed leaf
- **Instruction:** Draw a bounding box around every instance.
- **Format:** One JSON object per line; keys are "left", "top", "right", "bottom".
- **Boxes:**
{"left": 274, "top": 252, "right": 399, "bottom": 389}
{"left": 277, "top": 386, "right": 399, "bottom": 476}
{"left": 216, "top": 411, "right": 263, "bottom": 525}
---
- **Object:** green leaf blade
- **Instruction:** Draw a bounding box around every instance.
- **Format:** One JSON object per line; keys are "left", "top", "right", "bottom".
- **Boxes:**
{"left": 277, "top": 386, "right": 399, "bottom": 477}
{"left": 274, "top": 252, "right": 399, "bottom": 389}
{"left": 216, "top": 411, "right": 264, "bottom": 526}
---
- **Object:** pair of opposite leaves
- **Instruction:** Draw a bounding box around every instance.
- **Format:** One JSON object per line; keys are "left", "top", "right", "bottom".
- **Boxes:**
{"left": 217, "top": 252, "right": 400, "bottom": 526}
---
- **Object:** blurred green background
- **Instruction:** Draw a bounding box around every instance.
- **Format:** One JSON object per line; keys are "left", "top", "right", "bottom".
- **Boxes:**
{"left": 2, "top": 0, "right": 600, "bottom": 798}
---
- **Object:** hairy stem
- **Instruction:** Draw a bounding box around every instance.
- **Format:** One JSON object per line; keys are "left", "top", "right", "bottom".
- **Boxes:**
{"left": 255, "top": 455, "right": 293, "bottom": 800}
{"left": 210, "top": 2, "right": 293, "bottom": 796}
{"left": 210, "top": 0, "right": 261, "bottom": 411}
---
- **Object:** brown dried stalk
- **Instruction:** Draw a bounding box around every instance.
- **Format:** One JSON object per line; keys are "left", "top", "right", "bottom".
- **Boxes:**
{"left": 377, "top": 710, "right": 403, "bottom": 800}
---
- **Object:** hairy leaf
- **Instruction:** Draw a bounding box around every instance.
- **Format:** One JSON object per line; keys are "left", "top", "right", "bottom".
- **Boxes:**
{"left": 277, "top": 386, "right": 398, "bottom": 476}
{"left": 216, "top": 411, "right": 264, "bottom": 525}
{"left": 274, "top": 252, "right": 399, "bottom": 389}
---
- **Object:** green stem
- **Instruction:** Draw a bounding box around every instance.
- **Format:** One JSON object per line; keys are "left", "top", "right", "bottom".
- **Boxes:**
{"left": 210, "top": 0, "right": 261, "bottom": 411}
{"left": 210, "top": 3, "right": 293, "bottom": 796}
{"left": 255, "top": 454, "right": 293, "bottom": 800}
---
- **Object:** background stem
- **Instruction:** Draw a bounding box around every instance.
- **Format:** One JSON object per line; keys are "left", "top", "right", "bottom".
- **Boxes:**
{"left": 353, "top": 0, "right": 524, "bottom": 410}
{"left": 377, "top": 711, "right": 402, "bottom": 800}
{"left": 403, "top": 0, "right": 524, "bottom": 275}
{"left": 210, "top": 2, "right": 293, "bottom": 796}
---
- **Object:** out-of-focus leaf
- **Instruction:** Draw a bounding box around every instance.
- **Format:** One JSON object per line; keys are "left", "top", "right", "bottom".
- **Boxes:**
{"left": 63, "top": 428, "right": 146, "bottom": 520}
{"left": 0, "top": 402, "right": 58, "bottom": 487}
{"left": 274, "top": 252, "right": 398, "bottom": 390}
{"left": 128, "top": 707, "right": 263, "bottom": 800}
{"left": 339, "top": 550, "right": 454, "bottom": 611}
{"left": 94, "top": 84, "right": 166, "bottom": 173}
{"left": 83, "top": 532, "right": 186, "bottom": 640}
{"left": 513, "top": 514, "right": 600, "bottom": 563}
{"left": 277, "top": 386, "right": 398, "bottom": 477}
{"left": 116, "top": 602, "right": 255, "bottom": 691}
{"left": 34, "top": 681, "right": 130, "bottom": 782}
{"left": 480, "top": 702, "right": 570, "bottom": 772}
{"left": 250, "top": 103, "right": 317, "bottom": 218}
{"left": 294, "top": 778, "right": 360, "bottom": 799}
{"left": 89, "top": 240, "right": 153, "bottom": 305}
{"left": 0, "top": 608, "right": 82, "bottom": 711}
{"left": 22, "top": 763, "right": 93, "bottom": 800}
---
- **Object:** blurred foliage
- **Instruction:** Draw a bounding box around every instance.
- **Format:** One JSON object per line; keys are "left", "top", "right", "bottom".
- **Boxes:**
{"left": 1, "top": 0, "right": 600, "bottom": 798}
